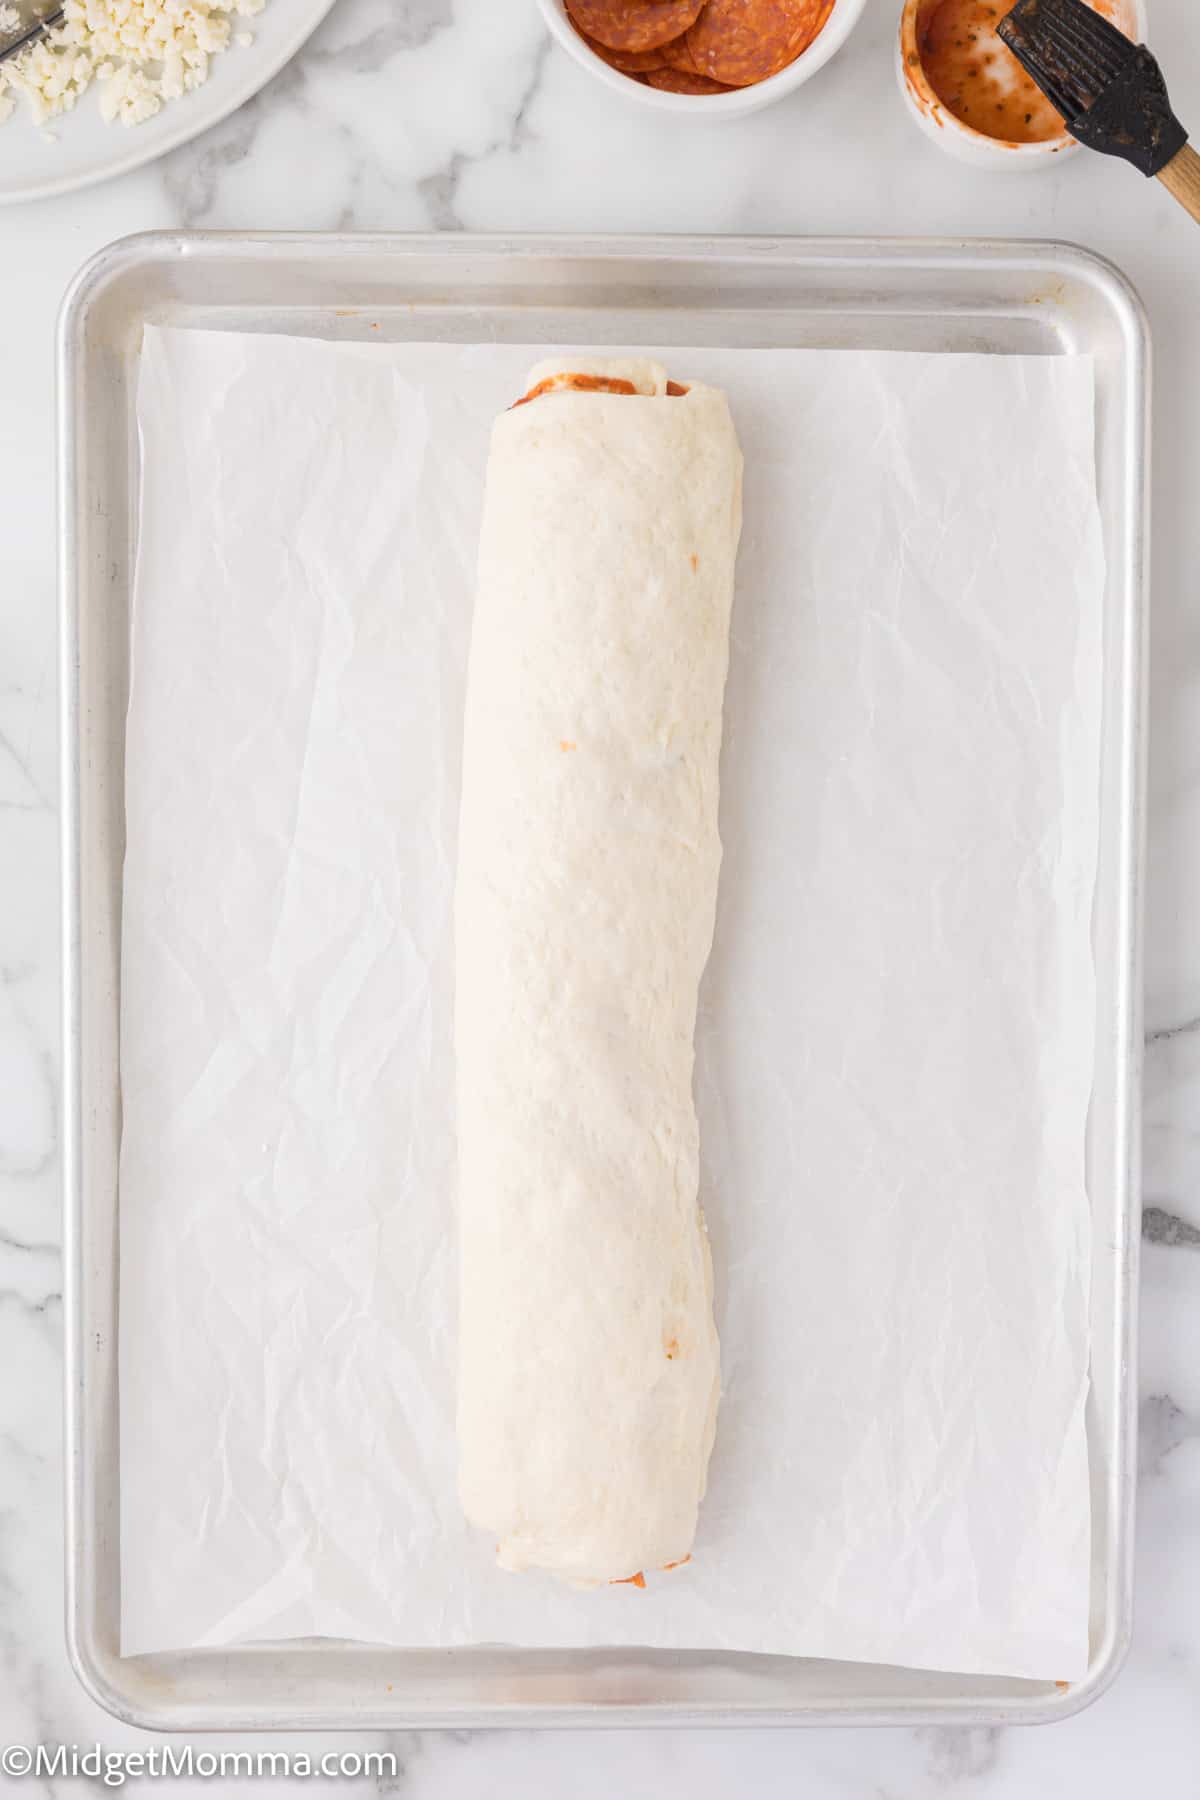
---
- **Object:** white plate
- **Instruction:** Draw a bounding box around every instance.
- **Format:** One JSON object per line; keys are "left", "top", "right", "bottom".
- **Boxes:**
{"left": 0, "top": 0, "right": 337, "bottom": 206}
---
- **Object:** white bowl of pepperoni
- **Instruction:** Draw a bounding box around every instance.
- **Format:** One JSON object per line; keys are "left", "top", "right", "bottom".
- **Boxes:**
{"left": 540, "top": 0, "right": 870, "bottom": 114}
{"left": 897, "top": 0, "right": 1146, "bottom": 169}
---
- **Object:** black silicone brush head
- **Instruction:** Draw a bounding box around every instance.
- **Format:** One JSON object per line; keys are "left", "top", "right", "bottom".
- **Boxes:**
{"left": 998, "top": 0, "right": 1187, "bottom": 175}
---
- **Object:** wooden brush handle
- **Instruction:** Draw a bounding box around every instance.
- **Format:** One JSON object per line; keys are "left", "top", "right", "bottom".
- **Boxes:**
{"left": 1157, "top": 143, "right": 1200, "bottom": 223}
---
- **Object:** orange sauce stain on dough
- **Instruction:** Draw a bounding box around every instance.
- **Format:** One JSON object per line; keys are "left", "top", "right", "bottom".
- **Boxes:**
{"left": 559, "top": 739, "right": 577, "bottom": 751}
{"left": 511, "top": 374, "right": 691, "bottom": 408}
{"left": 916, "top": 0, "right": 1131, "bottom": 143}
{"left": 612, "top": 1571, "right": 647, "bottom": 1588}
{"left": 511, "top": 373, "right": 639, "bottom": 408}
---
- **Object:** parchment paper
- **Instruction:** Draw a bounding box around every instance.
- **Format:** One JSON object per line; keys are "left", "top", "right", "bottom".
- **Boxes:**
{"left": 119, "top": 327, "right": 1104, "bottom": 1678}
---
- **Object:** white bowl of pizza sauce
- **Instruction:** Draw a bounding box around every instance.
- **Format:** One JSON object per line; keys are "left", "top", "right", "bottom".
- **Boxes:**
{"left": 897, "top": 0, "right": 1146, "bottom": 170}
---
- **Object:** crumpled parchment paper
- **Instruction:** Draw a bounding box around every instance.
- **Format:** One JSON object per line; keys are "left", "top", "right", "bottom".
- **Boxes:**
{"left": 119, "top": 328, "right": 1103, "bottom": 1679}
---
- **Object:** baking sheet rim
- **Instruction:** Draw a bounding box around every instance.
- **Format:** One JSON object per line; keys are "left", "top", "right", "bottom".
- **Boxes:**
{"left": 58, "top": 231, "right": 1147, "bottom": 1730}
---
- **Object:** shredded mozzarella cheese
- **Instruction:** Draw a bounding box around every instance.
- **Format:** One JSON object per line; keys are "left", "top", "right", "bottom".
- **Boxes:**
{"left": 0, "top": 0, "right": 266, "bottom": 128}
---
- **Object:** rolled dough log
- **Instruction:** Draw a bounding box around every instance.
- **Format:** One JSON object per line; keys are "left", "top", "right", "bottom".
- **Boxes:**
{"left": 455, "top": 357, "right": 743, "bottom": 1584}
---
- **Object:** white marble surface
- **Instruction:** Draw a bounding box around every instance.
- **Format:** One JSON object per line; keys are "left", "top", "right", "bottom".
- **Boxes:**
{"left": 1, "top": 0, "right": 1198, "bottom": 1790}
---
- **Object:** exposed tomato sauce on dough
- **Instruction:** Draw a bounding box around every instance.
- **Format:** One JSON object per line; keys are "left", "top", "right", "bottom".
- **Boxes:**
{"left": 511, "top": 373, "right": 691, "bottom": 408}
{"left": 511, "top": 373, "right": 639, "bottom": 408}
{"left": 915, "top": 0, "right": 1132, "bottom": 144}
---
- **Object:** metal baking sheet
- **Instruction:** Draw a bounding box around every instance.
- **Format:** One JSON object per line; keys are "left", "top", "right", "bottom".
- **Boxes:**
{"left": 58, "top": 232, "right": 1147, "bottom": 1731}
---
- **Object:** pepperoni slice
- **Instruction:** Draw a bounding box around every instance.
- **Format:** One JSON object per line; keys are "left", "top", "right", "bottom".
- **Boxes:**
{"left": 658, "top": 33, "right": 702, "bottom": 72}
{"left": 578, "top": 31, "right": 675, "bottom": 72}
{"left": 566, "top": 0, "right": 705, "bottom": 54}
{"left": 643, "top": 65, "right": 733, "bottom": 91}
{"left": 684, "top": 0, "right": 833, "bottom": 86}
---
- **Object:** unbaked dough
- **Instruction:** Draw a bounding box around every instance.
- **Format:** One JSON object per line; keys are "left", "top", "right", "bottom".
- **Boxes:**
{"left": 455, "top": 356, "right": 743, "bottom": 1584}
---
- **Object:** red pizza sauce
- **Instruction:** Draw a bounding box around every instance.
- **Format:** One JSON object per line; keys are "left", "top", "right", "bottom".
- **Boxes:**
{"left": 915, "top": 0, "right": 1133, "bottom": 144}
{"left": 511, "top": 373, "right": 691, "bottom": 408}
{"left": 511, "top": 373, "right": 639, "bottom": 408}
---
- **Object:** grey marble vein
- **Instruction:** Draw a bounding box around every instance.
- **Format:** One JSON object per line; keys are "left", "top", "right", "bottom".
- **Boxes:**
{"left": 0, "top": 1025, "right": 57, "bottom": 1183}
{"left": 1142, "top": 1205, "right": 1200, "bottom": 1248}
{"left": 160, "top": 0, "right": 461, "bottom": 229}
{"left": 304, "top": 0, "right": 453, "bottom": 73}
{"left": 417, "top": 151, "right": 467, "bottom": 231}
{"left": 917, "top": 1727, "right": 1002, "bottom": 1784}
{"left": 417, "top": 31, "right": 549, "bottom": 230}
{"left": 160, "top": 81, "right": 274, "bottom": 226}
{"left": 0, "top": 1287, "right": 62, "bottom": 1322}
{"left": 1139, "top": 1393, "right": 1199, "bottom": 1477}
{"left": 1146, "top": 1012, "right": 1200, "bottom": 1045}
{"left": 0, "top": 723, "right": 50, "bottom": 812}
{"left": 0, "top": 1227, "right": 57, "bottom": 1255}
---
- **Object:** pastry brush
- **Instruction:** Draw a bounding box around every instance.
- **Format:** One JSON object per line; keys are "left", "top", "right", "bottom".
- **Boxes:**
{"left": 998, "top": 0, "right": 1200, "bottom": 223}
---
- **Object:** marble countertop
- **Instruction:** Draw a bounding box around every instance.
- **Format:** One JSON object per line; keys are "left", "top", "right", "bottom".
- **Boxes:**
{"left": 2, "top": 0, "right": 1198, "bottom": 1791}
